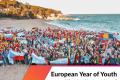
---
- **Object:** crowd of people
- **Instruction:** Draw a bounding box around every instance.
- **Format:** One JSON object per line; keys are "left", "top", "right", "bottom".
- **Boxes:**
{"left": 0, "top": 27, "right": 120, "bottom": 65}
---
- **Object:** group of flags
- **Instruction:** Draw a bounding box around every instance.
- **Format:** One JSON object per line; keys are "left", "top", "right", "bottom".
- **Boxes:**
{"left": 98, "top": 33, "right": 114, "bottom": 39}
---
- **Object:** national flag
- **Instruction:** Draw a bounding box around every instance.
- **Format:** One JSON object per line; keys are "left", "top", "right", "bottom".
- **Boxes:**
{"left": 99, "top": 33, "right": 114, "bottom": 39}
{"left": 31, "top": 52, "right": 47, "bottom": 64}
{"left": 4, "top": 34, "right": 13, "bottom": 41}
{"left": 103, "top": 33, "right": 109, "bottom": 38}
{"left": 13, "top": 56, "right": 24, "bottom": 61}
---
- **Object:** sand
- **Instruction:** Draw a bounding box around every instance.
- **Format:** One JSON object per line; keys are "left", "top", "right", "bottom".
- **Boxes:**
{"left": 0, "top": 18, "right": 59, "bottom": 31}
{"left": 0, "top": 65, "right": 28, "bottom": 80}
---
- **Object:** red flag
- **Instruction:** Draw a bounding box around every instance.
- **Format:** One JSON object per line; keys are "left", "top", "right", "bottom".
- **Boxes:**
{"left": 74, "top": 54, "right": 79, "bottom": 64}
{"left": 54, "top": 43, "right": 57, "bottom": 48}
{"left": 99, "top": 56, "right": 102, "bottom": 64}
{"left": 68, "top": 57, "right": 71, "bottom": 65}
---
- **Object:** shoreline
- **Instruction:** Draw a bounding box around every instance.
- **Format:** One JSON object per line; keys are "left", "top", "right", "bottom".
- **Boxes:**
{"left": 0, "top": 18, "right": 62, "bottom": 31}
{"left": 0, "top": 18, "right": 79, "bottom": 31}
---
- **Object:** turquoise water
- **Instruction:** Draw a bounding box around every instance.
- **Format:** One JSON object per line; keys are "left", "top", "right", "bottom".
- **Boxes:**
{"left": 48, "top": 14, "right": 120, "bottom": 40}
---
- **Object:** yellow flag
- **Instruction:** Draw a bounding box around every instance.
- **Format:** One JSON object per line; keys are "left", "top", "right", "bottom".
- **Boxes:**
{"left": 103, "top": 33, "right": 109, "bottom": 38}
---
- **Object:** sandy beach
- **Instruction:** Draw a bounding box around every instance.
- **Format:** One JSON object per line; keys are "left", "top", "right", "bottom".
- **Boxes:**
{"left": 0, "top": 65, "right": 28, "bottom": 80}
{"left": 0, "top": 18, "right": 59, "bottom": 31}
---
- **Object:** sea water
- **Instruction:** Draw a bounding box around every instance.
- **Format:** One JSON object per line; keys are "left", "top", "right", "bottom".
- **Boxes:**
{"left": 48, "top": 14, "right": 120, "bottom": 40}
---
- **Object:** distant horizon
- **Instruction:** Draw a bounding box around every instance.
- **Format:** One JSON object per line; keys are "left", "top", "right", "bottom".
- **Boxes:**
{"left": 64, "top": 14, "right": 120, "bottom": 15}
{"left": 17, "top": 0, "right": 120, "bottom": 14}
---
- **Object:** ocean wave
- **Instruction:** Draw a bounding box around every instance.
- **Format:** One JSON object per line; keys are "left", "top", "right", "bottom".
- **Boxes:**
{"left": 73, "top": 18, "right": 80, "bottom": 21}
